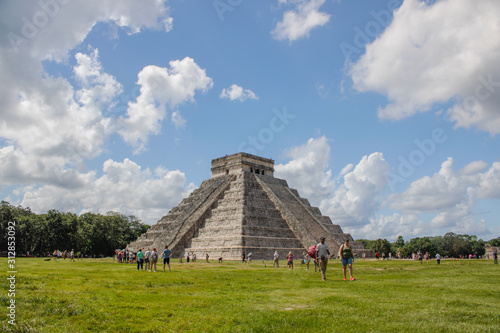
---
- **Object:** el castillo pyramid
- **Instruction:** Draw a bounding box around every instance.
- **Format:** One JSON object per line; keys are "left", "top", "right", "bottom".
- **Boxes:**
{"left": 127, "top": 153, "right": 371, "bottom": 259}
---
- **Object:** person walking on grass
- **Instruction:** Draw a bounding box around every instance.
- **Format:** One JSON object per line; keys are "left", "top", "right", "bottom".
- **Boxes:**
{"left": 136, "top": 249, "right": 144, "bottom": 271}
{"left": 339, "top": 239, "right": 355, "bottom": 281}
{"left": 436, "top": 253, "right": 441, "bottom": 265}
{"left": 70, "top": 249, "right": 75, "bottom": 262}
{"left": 205, "top": 253, "right": 210, "bottom": 263}
{"left": 162, "top": 245, "right": 171, "bottom": 272}
{"left": 273, "top": 251, "right": 279, "bottom": 268}
{"left": 316, "top": 237, "right": 330, "bottom": 281}
{"left": 144, "top": 248, "right": 151, "bottom": 271}
{"left": 287, "top": 251, "right": 294, "bottom": 270}
{"left": 493, "top": 250, "right": 498, "bottom": 264}
{"left": 303, "top": 251, "right": 311, "bottom": 270}
{"left": 242, "top": 252, "right": 247, "bottom": 263}
{"left": 150, "top": 248, "right": 158, "bottom": 272}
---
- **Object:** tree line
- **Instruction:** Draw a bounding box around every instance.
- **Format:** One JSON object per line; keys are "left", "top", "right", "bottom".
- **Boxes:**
{"left": 0, "top": 201, "right": 150, "bottom": 256}
{"left": 357, "top": 233, "right": 491, "bottom": 258}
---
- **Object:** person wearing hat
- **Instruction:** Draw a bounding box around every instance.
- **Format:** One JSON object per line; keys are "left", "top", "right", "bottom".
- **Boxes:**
{"left": 315, "top": 237, "right": 330, "bottom": 281}
{"left": 339, "top": 238, "right": 355, "bottom": 281}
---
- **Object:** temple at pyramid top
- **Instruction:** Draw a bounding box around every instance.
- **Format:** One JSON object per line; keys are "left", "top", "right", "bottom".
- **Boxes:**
{"left": 211, "top": 152, "right": 274, "bottom": 178}
{"left": 128, "top": 153, "right": 372, "bottom": 259}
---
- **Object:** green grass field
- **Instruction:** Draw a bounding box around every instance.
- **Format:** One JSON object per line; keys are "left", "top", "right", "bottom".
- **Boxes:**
{"left": 1, "top": 257, "right": 499, "bottom": 333}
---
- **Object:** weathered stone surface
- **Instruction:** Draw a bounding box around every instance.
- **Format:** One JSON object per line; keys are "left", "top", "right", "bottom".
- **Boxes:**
{"left": 127, "top": 153, "right": 373, "bottom": 259}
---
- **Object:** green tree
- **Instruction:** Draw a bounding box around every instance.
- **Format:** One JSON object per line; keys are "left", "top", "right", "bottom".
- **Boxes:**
{"left": 489, "top": 238, "right": 500, "bottom": 247}
{"left": 356, "top": 239, "right": 373, "bottom": 251}
{"left": 471, "top": 239, "right": 485, "bottom": 257}
{"left": 373, "top": 238, "right": 392, "bottom": 255}
{"left": 404, "top": 237, "right": 435, "bottom": 257}
{"left": 1, "top": 201, "right": 149, "bottom": 256}
{"left": 16, "top": 213, "right": 46, "bottom": 255}
{"left": 395, "top": 235, "right": 405, "bottom": 248}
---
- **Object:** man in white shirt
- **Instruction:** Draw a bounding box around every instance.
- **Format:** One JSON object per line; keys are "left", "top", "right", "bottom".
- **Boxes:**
{"left": 316, "top": 237, "right": 331, "bottom": 281}
{"left": 273, "top": 251, "right": 280, "bottom": 268}
{"left": 144, "top": 249, "right": 151, "bottom": 271}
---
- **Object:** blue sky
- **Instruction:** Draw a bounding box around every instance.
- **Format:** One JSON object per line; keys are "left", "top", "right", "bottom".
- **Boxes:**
{"left": 1, "top": 0, "right": 499, "bottom": 241}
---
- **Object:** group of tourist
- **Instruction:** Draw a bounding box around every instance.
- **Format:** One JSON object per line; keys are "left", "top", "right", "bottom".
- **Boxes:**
{"left": 116, "top": 246, "right": 172, "bottom": 272}
{"left": 271, "top": 238, "right": 355, "bottom": 282}
{"left": 123, "top": 239, "right": 499, "bottom": 280}
{"left": 52, "top": 249, "right": 77, "bottom": 261}
{"left": 185, "top": 252, "right": 197, "bottom": 262}
{"left": 315, "top": 237, "right": 355, "bottom": 282}
{"left": 116, "top": 250, "right": 136, "bottom": 263}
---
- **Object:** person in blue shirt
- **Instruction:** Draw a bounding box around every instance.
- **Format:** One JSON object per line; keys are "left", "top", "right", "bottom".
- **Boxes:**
{"left": 162, "top": 245, "right": 172, "bottom": 272}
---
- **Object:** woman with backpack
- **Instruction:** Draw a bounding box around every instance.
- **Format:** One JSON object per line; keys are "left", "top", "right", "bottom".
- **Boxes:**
{"left": 150, "top": 248, "right": 158, "bottom": 272}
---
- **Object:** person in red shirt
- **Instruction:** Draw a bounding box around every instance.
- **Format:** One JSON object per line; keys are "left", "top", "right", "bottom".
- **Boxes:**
{"left": 287, "top": 251, "right": 294, "bottom": 270}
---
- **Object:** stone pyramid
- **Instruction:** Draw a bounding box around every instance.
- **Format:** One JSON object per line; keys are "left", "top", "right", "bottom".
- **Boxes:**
{"left": 127, "top": 153, "right": 372, "bottom": 259}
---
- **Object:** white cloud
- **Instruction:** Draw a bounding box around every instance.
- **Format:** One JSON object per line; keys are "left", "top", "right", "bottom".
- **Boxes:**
{"left": 272, "top": 0, "right": 330, "bottom": 42}
{"left": 0, "top": 0, "right": 173, "bottom": 190}
{"left": 385, "top": 157, "right": 499, "bottom": 238}
{"left": 477, "top": 162, "right": 500, "bottom": 199}
{"left": 275, "top": 138, "right": 498, "bottom": 240}
{"left": 275, "top": 137, "right": 390, "bottom": 227}
{"left": 320, "top": 152, "right": 390, "bottom": 227}
{"left": 387, "top": 158, "right": 499, "bottom": 213}
{"left": 171, "top": 111, "right": 186, "bottom": 129}
{"left": 2, "top": 0, "right": 172, "bottom": 61}
{"left": 118, "top": 57, "right": 213, "bottom": 151}
{"left": 16, "top": 158, "right": 195, "bottom": 225}
{"left": 275, "top": 136, "right": 335, "bottom": 204}
{"left": 0, "top": 48, "right": 118, "bottom": 191}
{"left": 351, "top": 214, "right": 425, "bottom": 241}
{"left": 349, "top": 0, "right": 500, "bottom": 135}
{"left": 220, "top": 84, "right": 258, "bottom": 102}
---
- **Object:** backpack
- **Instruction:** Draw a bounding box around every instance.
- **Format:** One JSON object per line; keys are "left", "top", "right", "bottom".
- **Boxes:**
{"left": 308, "top": 245, "right": 317, "bottom": 258}
{"left": 152, "top": 251, "right": 158, "bottom": 260}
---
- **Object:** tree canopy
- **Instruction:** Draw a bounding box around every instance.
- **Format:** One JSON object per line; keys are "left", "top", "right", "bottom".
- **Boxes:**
{"left": 357, "top": 232, "right": 487, "bottom": 258}
{"left": 0, "top": 201, "right": 150, "bottom": 256}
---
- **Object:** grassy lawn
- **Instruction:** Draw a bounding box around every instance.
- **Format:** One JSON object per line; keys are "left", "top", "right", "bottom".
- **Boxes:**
{"left": 1, "top": 257, "right": 499, "bottom": 332}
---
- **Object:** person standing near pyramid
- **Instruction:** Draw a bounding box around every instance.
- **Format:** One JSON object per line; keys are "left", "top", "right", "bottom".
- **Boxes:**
{"left": 316, "top": 237, "right": 330, "bottom": 281}
{"left": 273, "top": 251, "right": 279, "bottom": 267}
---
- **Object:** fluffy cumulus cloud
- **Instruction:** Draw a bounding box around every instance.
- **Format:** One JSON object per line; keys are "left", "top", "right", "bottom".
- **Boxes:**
{"left": 272, "top": 0, "right": 330, "bottom": 42}
{"left": 275, "top": 136, "right": 391, "bottom": 227}
{"left": 275, "top": 136, "right": 335, "bottom": 204}
{"left": 0, "top": 0, "right": 173, "bottom": 188}
{"left": 386, "top": 158, "right": 498, "bottom": 235}
{"left": 349, "top": 0, "right": 500, "bottom": 135}
{"left": 276, "top": 138, "right": 499, "bottom": 240}
{"left": 0, "top": 47, "right": 120, "bottom": 191}
{"left": 0, "top": 1, "right": 201, "bottom": 223}
{"left": 220, "top": 84, "right": 258, "bottom": 102}
{"left": 319, "top": 152, "right": 390, "bottom": 227}
{"left": 387, "top": 158, "right": 499, "bottom": 213}
{"left": 15, "top": 158, "right": 195, "bottom": 225}
{"left": 118, "top": 57, "right": 213, "bottom": 151}
{"left": 2, "top": 0, "right": 173, "bottom": 61}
